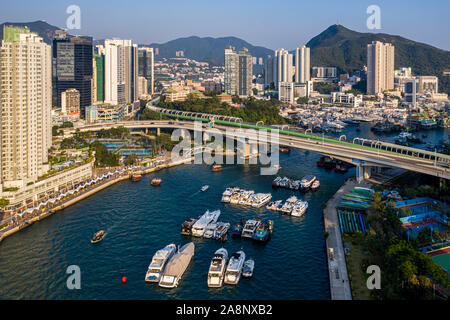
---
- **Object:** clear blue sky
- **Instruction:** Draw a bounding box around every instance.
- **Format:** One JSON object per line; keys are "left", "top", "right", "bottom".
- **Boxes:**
{"left": 1, "top": 0, "right": 449, "bottom": 50}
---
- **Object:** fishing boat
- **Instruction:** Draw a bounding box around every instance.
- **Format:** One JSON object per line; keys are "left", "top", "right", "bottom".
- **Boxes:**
{"left": 191, "top": 210, "right": 221, "bottom": 237}
{"left": 252, "top": 220, "right": 273, "bottom": 242}
{"left": 291, "top": 200, "right": 308, "bottom": 217}
{"left": 224, "top": 250, "right": 246, "bottom": 285}
{"left": 201, "top": 185, "right": 209, "bottom": 192}
{"left": 212, "top": 164, "right": 222, "bottom": 172}
{"left": 181, "top": 218, "right": 198, "bottom": 235}
{"left": 242, "top": 259, "right": 255, "bottom": 278}
{"left": 159, "top": 242, "right": 195, "bottom": 288}
{"left": 231, "top": 219, "right": 245, "bottom": 239}
{"left": 213, "top": 222, "right": 230, "bottom": 241}
{"left": 145, "top": 244, "right": 177, "bottom": 282}
{"left": 131, "top": 174, "right": 142, "bottom": 182}
{"left": 311, "top": 180, "right": 320, "bottom": 191}
{"left": 241, "top": 219, "right": 261, "bottom": 238}
{"left": 151, "top": 178, "right": 162, "bottom": 186}
{"left": 91, "top": 230, "right": 104, "bottom": 244}
{"left": 207, "top": 248, "right": 229, "bottom": 288}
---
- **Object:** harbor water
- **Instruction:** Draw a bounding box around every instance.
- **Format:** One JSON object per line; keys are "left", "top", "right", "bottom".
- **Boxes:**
{"left": 0, "top": 125, "right": 446, "bottom": 300}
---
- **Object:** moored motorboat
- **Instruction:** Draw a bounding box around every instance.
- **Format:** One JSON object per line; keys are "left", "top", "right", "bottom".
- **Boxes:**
{"left": 145, "top": 244, "right": 177, "bottom": 282}
{"left": 212, "top": 164, "right": 222, "bottom": 172}
{"left": 91, "top": 230, "right": 104, "bottom": 244}
{"left": 203, "top": 222, "right": 217, "bottom": 239}
{"left": 191, "top": 210, "right": 221, "bottom": 237}
{"left": 159, "top": 242, "right": 195, "bottom": 288}
{"left": 241, "top": 219, "right": 261, "bottom": 238}
{"left": 251, "top": 193, "right": 272, "bottom": 208}
{"left": 213, "top": 222, "right": 230, "bottom": 241}
{"left": 131, "top": 174, "right": 142, "bottom": 182}
{"left": 311, "top": 180, "right": 320, "bottom": 191}
{"left": 242, "top": 259, "right": 255, "bottom": 278}
{"left": 151, "top": 178, "right": 162, "bottom": 186}
{"left": 252, "top": 220, "right": 272, "bottom": 242}
{"left": 207, "top": 248, "right": 229, "bottom": 288}
{"left": 181, "top": 218, "right": 198, "bottom": 235}
{"left": 291, "top": 200, "right": 308, "bottom": 217}
{"left": 231, "top": 219, "right": 245, "bottom": 239}
{"left": 224, "top": 250, "right": 246, "bottom": 285}
{"left": 280, "top": 196, "right": 297, "bottom": 214}
{"left": 300, "top": 175, "right": 316, "bottom": 191}
{"left": 266, "top": 200, "right": 282, "bottom": 211}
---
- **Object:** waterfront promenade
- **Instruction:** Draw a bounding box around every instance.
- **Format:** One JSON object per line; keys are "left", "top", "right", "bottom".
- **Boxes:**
{"left": 323, "top": 178, "right": 371, "bottom": 300}
{"left": 0, "top": 156, "right": 194, "bottom": 243}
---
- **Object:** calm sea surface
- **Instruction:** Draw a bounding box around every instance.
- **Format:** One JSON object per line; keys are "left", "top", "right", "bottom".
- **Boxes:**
{"left": 0, "top": 124, "right": 446, "bottom": 300}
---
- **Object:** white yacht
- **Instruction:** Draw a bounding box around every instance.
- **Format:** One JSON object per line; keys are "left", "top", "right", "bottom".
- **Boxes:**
{"left": 159, "top": 242, "right": 195, "bottom": 288}
{"left": 191, "top": 210, "right": 221, "bottom": 237}
{"left": 207, "top": 248, "right": 229, "bottom": 288}
{"left": 266, "top": 200, "right": 282, "bottom": 211}
{"left": 280, "top": 196, "right": 297, "bottom": 214}
{"left": 300, "top": 175, "right": 316, "bottom": 191}
{"left": 224, "top": 250, "right": 246, "bottom": 285}
{"left": 145, "top": 244, "right": 177, "bottom": 283}
{"left": 291, "top": 200, "right": 308, "bottom": 217}
{"left": 201, "top": 185, "right": 209, "bottom": 192}
{"left": 203, "top": 222, "right": 217, "bottom": 238}
{"left": 242, "top": 259, "right": 255, "bottom": 278}
{"left": 251, "top": 193, "right": 272, "bottom": 208}
{"left": 221, "top": 188, "right": 234, "bottom": 203}
{"left": 230, "top": 191, "right": 241, "bottom": 204}
{"left": 239, "top": 190, "right": 254, "bottom": 205}
{"left": 241, "top": 219, "right": 261, "bottom": 238}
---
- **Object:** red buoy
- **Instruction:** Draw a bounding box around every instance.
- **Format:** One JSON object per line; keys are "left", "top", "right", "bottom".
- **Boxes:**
{"left": 122, "top": 276, "right": 127, "bottom": 284}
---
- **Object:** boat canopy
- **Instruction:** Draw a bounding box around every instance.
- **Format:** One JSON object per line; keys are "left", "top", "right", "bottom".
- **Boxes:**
{"left": 163, "top": 243, "right": 195, "bottom": 276}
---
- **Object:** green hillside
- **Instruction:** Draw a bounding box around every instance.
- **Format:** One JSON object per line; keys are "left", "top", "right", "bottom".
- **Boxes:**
{"left": 307, "top": 25, "right": 450, "bottom": 94}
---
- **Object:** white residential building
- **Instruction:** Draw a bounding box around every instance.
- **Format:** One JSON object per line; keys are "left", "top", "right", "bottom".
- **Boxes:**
{"left": 274, "top": 48, "right": 294, "bottom": 89}
{"left": 0, "top": 26, "right": 52, "bottom": 189}
{"left": 295, "top": 45, "right": 310, "bottom": 83}
{"left": 278, "top": 82, "right": 295, "bottom": 104}
{"left": 367, "top": 41, "right": 395, "bottom": 95}
{"left": 331, "top": 92, "right": 363, "bottom": 107}
{"left": 104, "top": 39, "right": 138, "bottom": 105}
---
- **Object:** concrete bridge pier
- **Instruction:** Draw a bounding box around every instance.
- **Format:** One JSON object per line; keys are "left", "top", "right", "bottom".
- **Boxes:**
{"left": 356, "top": 165, "right": 372, "bottom": 183}
{"left": 237, "top": 139, "right": 258, "bottom": 161}
{"left": 156, "top": 127, "right": 160, "bottom": 136}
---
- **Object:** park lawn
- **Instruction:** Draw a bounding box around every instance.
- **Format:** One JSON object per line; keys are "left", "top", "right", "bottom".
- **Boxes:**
{"left": 343, "top": 235, "right": 373, "bottom": 300}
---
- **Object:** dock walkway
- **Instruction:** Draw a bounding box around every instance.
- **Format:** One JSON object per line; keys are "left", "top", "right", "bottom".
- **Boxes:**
{"left": 323, "top": 178, "right": 371, "bottom": 300}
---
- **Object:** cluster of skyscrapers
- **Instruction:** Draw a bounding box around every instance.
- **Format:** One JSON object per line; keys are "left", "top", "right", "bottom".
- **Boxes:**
{"left": 0, "top": 25, "right": 155, "bottom": 195}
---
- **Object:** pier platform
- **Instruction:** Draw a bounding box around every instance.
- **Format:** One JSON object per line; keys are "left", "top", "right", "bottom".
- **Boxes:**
{"left": 323, "top": 178, "right": 371, "bottom": 300}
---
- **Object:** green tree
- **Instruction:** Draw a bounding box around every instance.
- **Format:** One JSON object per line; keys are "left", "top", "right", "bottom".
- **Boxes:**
{"left": 0, "top": 198, "right": 9, "bottom": 209}
{"left": 125, "top": 154, "right": 138, "bottom": 166}
{"left": 297, "top": 97, "right": 309, "bottom": 104}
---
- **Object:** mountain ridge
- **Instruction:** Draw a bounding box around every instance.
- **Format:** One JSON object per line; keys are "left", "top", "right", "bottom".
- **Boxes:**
{"left": 307, "top": 24, "right": 450, "bottom": 94}
{"left": 147, "top": 35, "right": 274, "bottom": 65}
{"left": 1, "top": 20, "right": 448, "bottom": 93}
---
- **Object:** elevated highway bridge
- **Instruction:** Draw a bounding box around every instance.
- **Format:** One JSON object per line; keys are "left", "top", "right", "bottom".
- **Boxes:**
{"left": 63, "top": 105, "right": 450, "bottom": 181}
